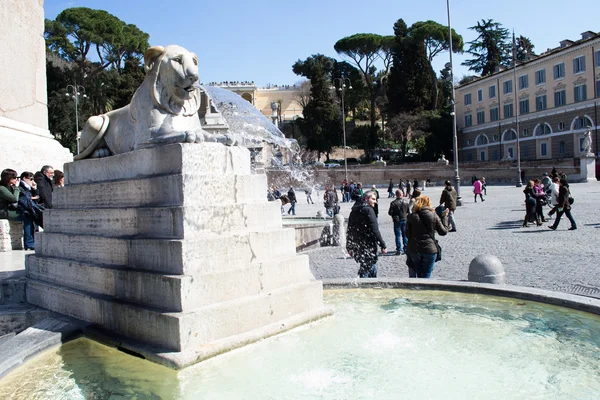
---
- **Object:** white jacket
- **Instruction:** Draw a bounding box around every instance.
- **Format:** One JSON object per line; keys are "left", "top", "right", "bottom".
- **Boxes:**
{"left": 550, "top": 183, "right": 559, "bottom": 206}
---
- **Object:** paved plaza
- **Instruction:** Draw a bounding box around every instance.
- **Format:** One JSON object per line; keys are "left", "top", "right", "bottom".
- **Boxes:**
{"left": 291, "top": 182, "right": 600, "bottom": 299}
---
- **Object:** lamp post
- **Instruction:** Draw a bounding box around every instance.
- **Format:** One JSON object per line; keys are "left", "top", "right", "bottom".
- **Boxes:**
{"left": 66, "top": 84, "right": 86, "bottom": 154}
{"left": 333, "top": 77, "right": 352, "bottom": 182}
{"left": 513, "top": 31, "right": 523, "bottom": 187}
{"left": 446, "top": 0, "right": 462, "bottom": 206}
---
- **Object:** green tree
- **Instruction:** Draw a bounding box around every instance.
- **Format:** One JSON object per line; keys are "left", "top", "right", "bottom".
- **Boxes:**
{"left": 44, "top": 8, "right": 149, "bottom": 151}
{"left": 292, "top": 54, "right": 341, "bottom": 160}
{"left": 334, "top": 33, "right": 393, "bottom": 152}
{"left": 461, "top": 19, "right": 510, "bottom": 76}
{"left": 386, "top": 19, "right": 433, "bottom": 115}
{"left": 409, "top": 20, "right": 463, "bottom": 110}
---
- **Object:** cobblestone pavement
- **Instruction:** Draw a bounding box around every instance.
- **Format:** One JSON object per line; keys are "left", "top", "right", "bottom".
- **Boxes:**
{"left": 286, "top": 182, "right": 600, "bottom": 299}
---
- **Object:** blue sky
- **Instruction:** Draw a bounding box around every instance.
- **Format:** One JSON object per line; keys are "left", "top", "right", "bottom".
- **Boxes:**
{"left": 45, "top": 0, "right": 599, "bottom": 87}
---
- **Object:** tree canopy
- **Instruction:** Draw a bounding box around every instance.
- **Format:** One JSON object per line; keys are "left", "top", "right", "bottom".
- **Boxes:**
{"left": 461, "top": 19, "right": 510, "bottom": 76}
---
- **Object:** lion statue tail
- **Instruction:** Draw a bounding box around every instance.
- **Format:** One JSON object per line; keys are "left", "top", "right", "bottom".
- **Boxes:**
{"left": 74, "top": 115, "right": 110, "bottom": 161}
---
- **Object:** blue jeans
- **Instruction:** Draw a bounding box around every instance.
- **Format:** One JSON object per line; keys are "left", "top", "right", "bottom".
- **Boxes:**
{"left": 407, "top": 252, "right": 437, "bottom": 278}
{"left": 394, "top": 220, "right": 408, "bottom": 253}
{"left": 358, "top": 263, "right": 377, "bottom": 278}
{"left": 288, "top": 201, "right": 296, "bottom": 215}
{"left": 14, "top": 214, "right": 35, "bottom": 249}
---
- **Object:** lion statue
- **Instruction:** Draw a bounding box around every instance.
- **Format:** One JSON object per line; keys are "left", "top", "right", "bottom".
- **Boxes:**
{"left": 75, "top": 45, "right": 232, "bottom": 160}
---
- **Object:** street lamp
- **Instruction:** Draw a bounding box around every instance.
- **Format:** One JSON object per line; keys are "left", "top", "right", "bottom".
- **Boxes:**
{"left": 65, "top": 84, "right": 86, "bottom": 154}
{"left": 333, "top": 77, "right": 352, "bottom": 182}
{"left": 446, "top": 0, "right": 462, "bottom": 206}
{"left": 513, "top": 31, "right": 524, "bottom": 187}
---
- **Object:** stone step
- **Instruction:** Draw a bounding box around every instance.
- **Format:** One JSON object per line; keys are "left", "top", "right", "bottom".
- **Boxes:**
{"left": 64, "top": 142, "right": 251, "bottom": 185}
{"left": 0, "top": 276, "right": 26, "bottom": 305}
{"left": 0, "top": 304, "right": 51, "bottom": 336}
{"left": 27, "top": 254, "right": 314, "bottom": 312}
{"left": 33, "top": 229, "right": 297, "bottom": 275}
{"left": 27, "top": 279, "right": 324, "bottom": 352}
{"left": 54, "top": 173, "right": 267, "bottom": 209}
{"left": 44, "top": 202, "right": 281, "bottom": 238}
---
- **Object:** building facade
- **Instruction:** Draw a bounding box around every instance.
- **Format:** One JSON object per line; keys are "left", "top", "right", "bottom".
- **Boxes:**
{"left": 204, "top": 82, "right": 303, "bottom": 121}
{"left": 456, "top": 31, "right": 600, "bottom": 165}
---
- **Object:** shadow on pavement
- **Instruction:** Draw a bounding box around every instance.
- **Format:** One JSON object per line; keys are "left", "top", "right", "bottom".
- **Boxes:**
{"left": 585, "top": 223, "right": 600, "bottom": 228}
{"left": 488, "top": 220, "right": 523, "bottom": 230}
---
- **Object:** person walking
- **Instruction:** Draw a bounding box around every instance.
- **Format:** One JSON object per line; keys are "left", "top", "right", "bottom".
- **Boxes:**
{"left": 287, "top": 187, "right": 297, "bottom": 215}
{"left": 346, "top": 191, "right": 387, "bottom": 278}
{"left": 439, "top": 180, "right": 458, "bottom": 232}
{"left": 522, "top": 180, "right": 540, "bottom": 227}
{"left": 388, "top": 189, "right": 410, "bottom": 255}
{"left": 324, "top": 185, "right": 338, "bottom": 217}
{"left": 387, "top": 179, "right": 394, "bottom": 198}
{"left": 473, "top": 177, "right": 484, "bottom": 202}
{"left": 548, "top": 178, "right": 577, "bottom": 231}
{"left": 406, "top": 196, "right": 448, "bottom": 278}
{"left": 304, "top": 187, "right": 314, "bottom": 204}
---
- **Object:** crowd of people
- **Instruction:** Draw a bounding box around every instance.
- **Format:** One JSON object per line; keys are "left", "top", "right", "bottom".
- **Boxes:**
{"left": 0, "top": 166, "right": 62, "bottom": 250}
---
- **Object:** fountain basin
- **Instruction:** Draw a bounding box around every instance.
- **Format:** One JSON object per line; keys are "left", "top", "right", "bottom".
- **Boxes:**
{"left": 1, "top": 280, "right": 599, "bottom": 399}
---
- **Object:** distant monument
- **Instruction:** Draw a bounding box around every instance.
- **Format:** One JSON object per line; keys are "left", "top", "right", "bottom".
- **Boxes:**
{"left": 0, "top": 0, "right": 71, "bottom": 172}
{"left": 26, "top": 45, "right": 331, "bottom": 369}
{"left": 579, "top": 126, "right": 595, "bottom": 182}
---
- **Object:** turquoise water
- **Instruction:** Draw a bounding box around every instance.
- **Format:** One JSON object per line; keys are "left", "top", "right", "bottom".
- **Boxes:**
{"left": 2, "top": 289, "right": 600, "bottom": 399}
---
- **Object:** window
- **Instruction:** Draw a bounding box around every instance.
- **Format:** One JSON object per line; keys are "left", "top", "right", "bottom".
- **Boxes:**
{"left": 573, "top": 55, "right": 586, "bottom": 74}
{"left": 536, "top": 95, "right": 547, "bottom": 111}
{"left": 524, "top": 146, "right": 529, "bottom": 157}
{"left": 559, "top": 141, "right": 566, "bottom": 153}
{"left": 535, "top": 69, "right": 546, "bottom": 85}
{"left": 503, "top": 80, "right": 513, "bottom": 94}
{"left": 476, "top": 135, "right": 488, "bottom": 145}
{"left": 477, "top": 110, "right": 485, "bottom": 125}
{"left": 553, "top": 63, "right": 565, "bottom": 79}
{"left": 466, "top": 139, "right": 472, "bottom": 146}
{"left": 537, "top": 124, "right": 551, "bottom": 135}
{"left": 554, "top": 90, "right": 566, "bottom": 107}
{"left": 541, "top": 142, "right": 548, "bottom": 157}
{"left": 574, "top": 84, "right": 587, "bottom": 102}
{"left": 467, "top": 152, "right": 473, "bottom": 161}
{"left": 519, "top": 75, "right": 529, "bottom": 90}
{"left": 480, "top": 151, "right": 486, "bottom": 161}
{"left": 522, "top": 128, "right": 529, "bottom": 136}
{"left": 519, "top": 99, "right": 529, "bottom": 114}
{"left": 477, "top": 89, "right": 483, "bottom": 102}
{"left": 596, "top": 50, "right": 600, "bottom": 68}
{"left": 507, "top": 147, "right": 514, "bottom": 158}
{"left": 558, "top": 121, "right": 565, "bottom": 130}
{"left": 574, "top": 116, "right": 588, "bottom": 130}
{"left": 503, "top": 103, "right": 513, "bottom": 118}
{"left": 493, "top": 150, "right": 499, "bottom": 160}
{"left": 493, "top": 134, "right": 499, "bottom": 142}
{"left": 490, "top": 107, "right": 499, "bottom": 121}
{"left": 465, "top": 114, "right": 472, "bottom": 127}
{"left": 504, "top": 130, "right": 517, "bottom": 141}
{"left": 464, "top": 93, "right": 472, "bottom": 105}
{"left": 489, "top": 85, "right": 496, "bottom": 98}
{"left": 597, "top": 80, "right": 600, "bottom": 99}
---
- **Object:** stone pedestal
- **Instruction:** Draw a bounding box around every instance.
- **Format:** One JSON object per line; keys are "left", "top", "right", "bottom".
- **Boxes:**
{"left": 579, "top": 156, "right": 596, "bottom": 182}
{"left": 26, "top": 143, "right": 331, "bottom": 368}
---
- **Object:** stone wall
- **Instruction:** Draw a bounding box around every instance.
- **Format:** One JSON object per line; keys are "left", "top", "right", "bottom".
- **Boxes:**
{"left": 267, "top": 158, "right": 582, "bottom": 188}
{"left": 0, "top": 0, "right": 72, "bottom": 174}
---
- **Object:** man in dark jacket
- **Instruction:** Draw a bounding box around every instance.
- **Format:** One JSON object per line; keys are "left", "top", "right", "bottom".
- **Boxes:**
{"left": 287, "top": 187, "right": 297, "bottom": 215}
{"left": 388, "top": 189, "right": 410, "bottom": 255}
{"left": 439, "top": 180, "right": 458, "bottom": 232}
{"left": 34, "top": 165, "right": 54, "bottom": 209}
{"left": 548, "top": 178, "right": 576, "bottom": 230}
{"left": 346, "top": 191, "right": 387, "bottom": 278}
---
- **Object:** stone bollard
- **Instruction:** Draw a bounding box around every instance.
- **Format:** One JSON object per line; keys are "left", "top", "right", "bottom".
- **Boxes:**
{"left": 468, "top": 255, "right": 505, "bottom": 284}
{"left": 332, "top": 214, "right": 346, "bottom": 247}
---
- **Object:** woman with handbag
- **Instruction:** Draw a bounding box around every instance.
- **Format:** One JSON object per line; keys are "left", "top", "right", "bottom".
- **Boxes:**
{"left": 406, "top": 195, "right": 448, "bottom": 278}
{"left": 0, "top": 169, "right": 36, "bottom": 250}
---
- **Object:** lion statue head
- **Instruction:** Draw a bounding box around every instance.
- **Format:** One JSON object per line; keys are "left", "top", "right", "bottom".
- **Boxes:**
{"left": 144, "top": 45, "right": 201, "bottom": 116}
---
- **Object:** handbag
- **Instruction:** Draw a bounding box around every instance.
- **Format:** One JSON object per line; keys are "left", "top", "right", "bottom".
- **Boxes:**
{"left": 568, "top": 188, "right": 574, "bottom": 205}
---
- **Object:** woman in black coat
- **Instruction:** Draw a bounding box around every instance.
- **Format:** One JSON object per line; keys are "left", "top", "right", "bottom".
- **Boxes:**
{"left": 346, "top": 191, "right": 387, "bottom": 278}
{"left": 406, "top": 195, "right": 448, "bottom": 278}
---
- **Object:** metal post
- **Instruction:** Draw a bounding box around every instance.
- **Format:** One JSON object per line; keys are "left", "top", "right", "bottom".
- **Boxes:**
{"left": 513, "top": 32, "right": 523, "bottom": 187}
{"left": 334, "top": 77, "right": 351, "bottom": 183}
{"left": 446, "top": 0, "right": 461, "bottom": 205}
{"left": 66, "top": 84, "right": 85, "bottom": 155}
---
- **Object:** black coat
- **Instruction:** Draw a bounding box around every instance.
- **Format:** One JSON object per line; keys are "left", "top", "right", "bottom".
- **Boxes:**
{"left": 34, "top": 172, "right": 53, "bottom": 209}
{"left": 347, "top": 200, "right": 386, "bottom": 266}
{"left": 18, "top": 182, "right": 44, "bottom": 227}
{"left": 406, "top": 207, "right": 447, "bottom": 254}
{"left": 287, "top": 188, "right": 297, "bottom": 203}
